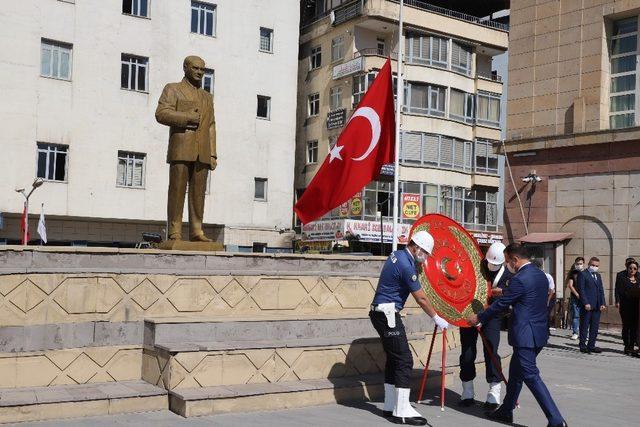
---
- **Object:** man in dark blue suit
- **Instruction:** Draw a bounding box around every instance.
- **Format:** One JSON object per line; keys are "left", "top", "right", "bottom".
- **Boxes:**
{"left": 576, "top": 257, "right": 607, "bottom": 353}
{"left": 467, "top": 243, "right": 566, "bottom": 427}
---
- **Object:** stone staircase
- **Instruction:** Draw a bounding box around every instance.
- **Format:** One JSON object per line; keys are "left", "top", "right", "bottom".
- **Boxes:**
{"left": 0, "top": 247, "right": 471, "bottom": 422}
{"left": 141, "top": 314, "right": 450, "bottom": 417}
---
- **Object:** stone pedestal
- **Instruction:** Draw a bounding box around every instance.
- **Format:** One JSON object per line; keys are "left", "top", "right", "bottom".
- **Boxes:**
{"left": 158, "top": 240, "right": 224, "bottom": 252}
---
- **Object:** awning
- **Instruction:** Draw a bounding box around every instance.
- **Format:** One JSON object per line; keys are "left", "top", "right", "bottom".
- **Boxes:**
{"left": 517, "top": 232, "right": 573, "bottom": 244}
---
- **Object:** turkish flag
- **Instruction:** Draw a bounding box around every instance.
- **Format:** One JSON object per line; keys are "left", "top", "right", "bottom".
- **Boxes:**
{"left": 294, "top": 58, "right": 395, "bottom": 224}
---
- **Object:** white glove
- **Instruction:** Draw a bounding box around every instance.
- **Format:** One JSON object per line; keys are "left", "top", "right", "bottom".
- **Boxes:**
{"left": 432, "top": 314, "right": 449, "bottom": 330}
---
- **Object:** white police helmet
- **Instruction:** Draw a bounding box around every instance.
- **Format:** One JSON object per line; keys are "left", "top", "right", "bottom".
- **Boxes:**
{"left": 485, "top": 242, "right": 506, "bottom": 266}
{"left": 411, "top": 231, "right": 434, "bottom": 254}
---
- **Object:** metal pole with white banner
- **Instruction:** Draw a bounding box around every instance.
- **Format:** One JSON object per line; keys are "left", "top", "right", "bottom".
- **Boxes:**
{"left": 392, "top": 0, "right": 404, "bottom": 252}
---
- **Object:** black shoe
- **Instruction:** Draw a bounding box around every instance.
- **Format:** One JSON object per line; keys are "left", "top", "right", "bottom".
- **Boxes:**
{"left": 590, "top": 347, "right": 602, "bottom": 353}
{"left": 483, "top": 402, "right": 500, "bottom": 411}
{"left": 383, "top": 410, "right": 393, "bottom": 418}
{"left": 390, "top": 415, "right": 428, "bottom": 425}
{"left": 485, "top": 409, "right": 513, "bottom": 424}
{"left": 579, "top": 348, "right": 590, "bottom": 354}
{"left": 458, "top": 398, "right": 475, "bottom": 407}
{"left": 548, "top": 422, "right": 568, "bottom": 427}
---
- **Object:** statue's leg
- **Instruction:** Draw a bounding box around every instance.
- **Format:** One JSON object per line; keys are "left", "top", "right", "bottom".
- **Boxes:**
{"left": 188, "top": 161, "right": 209, "bottom": 240}
{"left": 168, "top": 162, "right": 189, "bottom": 240}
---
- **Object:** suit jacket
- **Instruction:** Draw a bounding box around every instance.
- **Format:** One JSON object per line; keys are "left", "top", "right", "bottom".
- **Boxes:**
{"left": 614, "top": 270, "right": 626, "bottom": 305}
{"left": 478, "top": 263, "right": 549, "bottom": 348}
{"left": 155, "top": 78, "right": 216, "bottom": 167}
{"left": 576, "top": 270, "right": 606, "bottom": 309}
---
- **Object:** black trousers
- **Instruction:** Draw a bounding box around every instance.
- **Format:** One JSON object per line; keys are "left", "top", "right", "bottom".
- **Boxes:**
{"left": 620, "top": 300, "right": 639, "bottom": 348}
{"left": 370, "top": 310, "right": 413, "bottom": 388}
{"left": 459, "top": 314, "right": 502, "bottom": 383}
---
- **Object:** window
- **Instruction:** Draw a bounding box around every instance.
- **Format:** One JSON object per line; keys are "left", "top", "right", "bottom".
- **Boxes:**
{"left": 257, "top": 95, "right": 271, "bottom": 119}
{"left": 331, "top": 35, "right": 344, "bottom": 62}
{"left": 400, "top": 132, "right": 472, "bottom": 171}
{"left": 191, "top": 1, "right": 216, "bottom": 36}
{"left": 122, "top": 0, "right": 148, "bottom": 17}
{"left": 306, "top": 140, "right": 319, "bottom": 164}
{"left": 254, "top": 178, "right": 267, "bottom": 201}
{"left": 463, "top": 189, "right": 498, "bottom": 230}
{"left": 310, "top": 45, "right": 322, "bottom": 70}
{"left": 404, "top": 82, "right": 446, "bottom": 117}
{"left": 37, "top": 143, "right": 68, "bottom": 182}
{"left": 352, "top": 72, "right": 375, "bottom": 107}
{"left": 450, "top": 89, "right": 475, "bottom": 123}
{"left": 259, "top": 27, "right": 273, "bottom": 52}
{"left": 474, "top": 139, "right": 499, "bottom": 175}
{"left": 377, "top": 38, "right": 386, "bottom": 56}
{"left": 610, "top": 17, "right": 638, "bottom": 129}
{"left": 451, "top": 41, "right": 472, "bottom": 75}
{"left": 330, "top": 86, "right": 342, "bottom": 110}
{"left": 41, "top": 39, "right": 72, "bottom": 80}
{"left": 117, "top": 151, "right": 145, "bottom": 188}
{"left": 201, "top": 68, "right": 214, "bottom": 94}
{"left": 308, "top": 93, "right": 320, "bottom": 117}
{"left": 476, "top": 91, "right": 500, "bottom": 127}
{"left": 404, "top": 33, "right": 447, "bottom": 68}
{"left": 121, "top": 54, "right": 148, "bottom": 92}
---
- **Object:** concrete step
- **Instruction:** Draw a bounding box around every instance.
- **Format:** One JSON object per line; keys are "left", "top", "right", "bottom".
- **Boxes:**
{"left": 0, "top": 380, "right": 167, "bottom": 423}
{"left": 144, "top": 314, "right": 436, "bottom": 348}
{"left": 141, "top": 314, "right": 450, "bottom": 393}
{"left": 168, "top": 370, "right": 452, "bottom": 418}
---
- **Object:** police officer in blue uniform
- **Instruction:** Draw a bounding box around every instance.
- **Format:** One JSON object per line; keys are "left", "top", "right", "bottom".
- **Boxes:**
{"left": 467, "top": 243, "right": 567, "bottom": 427}
{"left": 458, "top": 242, "right": 513, "bottom": 410}
{"left": 370, "top": 231, "right": 449, "bottom": 426}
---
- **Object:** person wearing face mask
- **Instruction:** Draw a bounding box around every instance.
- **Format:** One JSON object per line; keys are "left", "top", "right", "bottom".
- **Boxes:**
{"left": 466, "top": 243, "right": 567, "bottom": 427}
{"left": 566, "top": 257, "right": 585, "bottom": 340}
{"left": 370, "top": 231, "right": 449, "bottom": 426}
{"left": 458, "top": 242, "right": 513, "bottom": 410}
{"left": 615, "top": 257, "right": 636, "bottom": 353}
{"left": 615, "top": 259, "right": 639, "bottom": 356}
{"left": 576, "top": 257, "right": 606, "bottom": 354}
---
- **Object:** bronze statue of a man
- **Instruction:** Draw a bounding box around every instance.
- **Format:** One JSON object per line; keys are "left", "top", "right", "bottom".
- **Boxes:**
{"left": 156, "top": 56, "right": 216, "bottom": 242}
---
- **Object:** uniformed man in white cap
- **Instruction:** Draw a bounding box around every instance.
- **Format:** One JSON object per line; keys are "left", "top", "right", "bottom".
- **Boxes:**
{"left": 458, "top": 241, "right": 512, "bottom": 410}
{"left": 370, "top": 231, "right": 449, "bottom": 426}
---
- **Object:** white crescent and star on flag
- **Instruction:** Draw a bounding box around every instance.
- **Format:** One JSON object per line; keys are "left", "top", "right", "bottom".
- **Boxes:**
{"left": 329, "top": 106, "right": 381, "bottom": 163}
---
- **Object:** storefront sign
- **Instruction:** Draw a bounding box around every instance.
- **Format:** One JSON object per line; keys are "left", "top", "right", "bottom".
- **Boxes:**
{"left": 402, "top": 193, "right": 421, "bottom": 219}
{"left": 380, "top": 163, "right": 394, "bottom": 177}
{"left": 302, "top": 219, "right": 411, "bottom": 244}
{"left": 332, "top": 56, "right": 364, "bottom": 79}
{"left": 339, "top": 201, "right": 349, "bottom": 217}
{"left": 471, "top": 232, "right": 503, "bottom": 245}
{"left": 327, "top": 108, "right": 346, "bottom": 130}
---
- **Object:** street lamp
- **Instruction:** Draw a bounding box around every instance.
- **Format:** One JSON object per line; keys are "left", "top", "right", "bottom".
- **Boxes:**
{"left": 15, "top": 178, "right": 44, "bottom": 245}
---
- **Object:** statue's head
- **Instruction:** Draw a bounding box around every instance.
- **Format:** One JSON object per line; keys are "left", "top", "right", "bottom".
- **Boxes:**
{"left": 183, "top": 56, "right": 205, "bottom": 86}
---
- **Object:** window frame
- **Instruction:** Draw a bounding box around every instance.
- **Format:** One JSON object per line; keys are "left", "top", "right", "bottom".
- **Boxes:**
{"left": 400, "top": 131, "right": 472, "bottom": 172}
{"left": 40, "top": 39, "right": 73, "bottom": 81}
{"left": 476, "top": 91, "right": 501, "bottom": 128}
{"left": 116, "top": 151, "right": 146, "bottom": 189}
{"left": 122, "top": 0, "right": 149, "bottom": 18}
{"left": 254, "top": 177, "right": 268, "bottom": 201}
{"left": 310, "top": 45, "right": 322, "bottom": 70}
{"left": 306, "top": 140, "right": 319, "bottom": 165}
{"left": 201, "top": 68, "right": 215, "bottom": 94}
{"left": 308, "top": 92, "right": 320, "bottom": 117}
{"left": 329, "top": 86, "right": 342, "bottom": 110}
{"left": 191, "top": 1, "right": 217, "bottom": 37}
{"left": 259, "top": 27, "right": 274, "bottom": 53}
{"left": 36, "top": 142, "right": 69, "bottom": 183}
{"left": 256, "top": 95, "right": 271, "bottom": 120}
{"left": 474, "top": 139, "right": 499, "bottom": 175}
{"left": 120, "top": 54, "right": 149, "bottom": 92}
{"left": 610, "top": 16, "right": 639, "bottom": 129}
{"left": 331, "top": 35, "right": 345, "bottom": 62}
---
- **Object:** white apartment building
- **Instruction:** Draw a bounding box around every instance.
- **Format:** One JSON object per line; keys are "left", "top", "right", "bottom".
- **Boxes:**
{"left": 0, "top": 0, "right": 300, "bottom": 250}
{"left": 295, "top": 0, "right": 509, "bottom": 254}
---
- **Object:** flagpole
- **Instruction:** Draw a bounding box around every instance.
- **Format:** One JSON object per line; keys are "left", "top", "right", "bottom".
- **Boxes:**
{"left": 392, "top": 0, "right": 404, "bottom": 252}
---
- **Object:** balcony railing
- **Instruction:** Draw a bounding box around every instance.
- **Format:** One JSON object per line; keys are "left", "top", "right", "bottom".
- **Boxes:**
{"left": 354, "top": 48, "right": 398, "bottom": 59}
{"left": 390, "top": 0, "right": 509, "bottom": 32}
{"left": 333, "top": 0, "right": 363, "bottom": 26}
{"left": 477, "top": 70, "right": 503, "bottom": 82}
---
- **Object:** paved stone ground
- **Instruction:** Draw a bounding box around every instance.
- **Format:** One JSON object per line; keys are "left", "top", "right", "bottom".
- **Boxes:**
{"left": 12, "top": 329, "right": 639, "bottom": 427}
